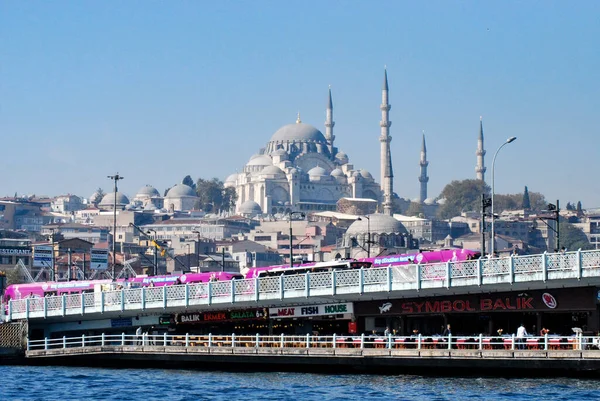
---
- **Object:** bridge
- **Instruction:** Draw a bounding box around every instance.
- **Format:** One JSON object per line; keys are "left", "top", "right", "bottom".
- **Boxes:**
{"left": 23, "top": 332, "right": 600, "bottom": 375}
{"left": 4, "top": 249, "right": 600, "bottom": 322}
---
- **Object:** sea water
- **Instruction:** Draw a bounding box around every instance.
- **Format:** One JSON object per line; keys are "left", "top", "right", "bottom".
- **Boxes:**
{"left": 2, "top": 366, "right": 600, "bottom": 401}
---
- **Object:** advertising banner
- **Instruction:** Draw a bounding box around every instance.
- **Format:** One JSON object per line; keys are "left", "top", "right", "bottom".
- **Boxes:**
{"left": 269, "top": 302, "right": 354, "bottom": 319}
{"left": 90, "top": 248, "right": 109, "bottom": 271}
{"left": 33, "top": 246, "right": 53, "bottom": 268}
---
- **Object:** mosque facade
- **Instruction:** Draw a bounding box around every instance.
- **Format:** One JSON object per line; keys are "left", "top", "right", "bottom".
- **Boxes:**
{"left": 225, "top": 72, "right": 394, "bottom": 216}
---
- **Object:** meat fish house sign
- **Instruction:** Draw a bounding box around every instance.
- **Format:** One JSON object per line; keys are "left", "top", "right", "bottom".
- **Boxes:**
{"left": 269, "top": 303, "right": 354, "bottom": 319}
{"left": 355, "top": 287, "right": 597, "bottom": 316}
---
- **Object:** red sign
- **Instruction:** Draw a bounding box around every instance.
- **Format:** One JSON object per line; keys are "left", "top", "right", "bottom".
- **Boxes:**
{"left": 348, "top": 322, "right": 357, "bottom": 334}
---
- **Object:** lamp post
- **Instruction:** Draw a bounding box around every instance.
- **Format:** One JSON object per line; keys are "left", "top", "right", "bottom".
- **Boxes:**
{"left": 357, "top": 215, "right": 371, "bottom": 258}
{"left": 107, "top": 173, "right": 124, "bottom": 278}
{"left": 288, "top": 211, "right": 306, "bottom": 267}
{"left": 490, "top": 136, "right": 517, "bottom": 257}
{"left": 192, "top": 230, "right": 201, "bottom": 272}
{"left": 147, "top": 229, "right": 157, "bottom": 276}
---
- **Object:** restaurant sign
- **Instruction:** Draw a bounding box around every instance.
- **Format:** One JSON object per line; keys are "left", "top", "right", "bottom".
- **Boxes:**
{"left": 269, "top": 302, "right": 354, "bottom": 319}
{"left": 176, "top": 308, "right": 268, "bottom": 324}
{"left": 0, "top": 247, "right": 31, "bottom": 256}
{"left": 355, "top": 287, "right": 596, "bottom": 316}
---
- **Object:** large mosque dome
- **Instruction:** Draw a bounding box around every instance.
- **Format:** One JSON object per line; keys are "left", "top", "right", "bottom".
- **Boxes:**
{"left": 346, "top": 214, "right": 408, "bottom": 236}
{"left": 269, "top": 123, "right": 327, "bottom": 144}
{"left": 136, "top": 185, "right": 160, "bottom": 198}
{"left": 166, "top": 184, "right": 196, "bottom": 198}
{"left": 99, "top": 192, "right": 130, "bottom": 209}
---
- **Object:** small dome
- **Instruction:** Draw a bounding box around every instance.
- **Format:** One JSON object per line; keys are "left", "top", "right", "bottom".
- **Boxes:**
{"left": 99, "top": 192, "right": 130, "bottom": 207}
{"left": 144, "top": 202, "right": 157, "bottom": 211}
{"left": 437, "top": 198, "right": 447, "bottom": 205}
{"left": 247, "top": 155, "right": 273, "bottom": 167}
{"left": 261, "top": 165, "right": 286, "bottom": 177}
{"left": 424, "top": 198, "right": 435, "bottom": 205}
{"left": 136, "top": 185, "right": 160, "bottom": 198}
{"left": 166, "top": 184, "right": 196, "bottom": 198}
{"left": 289, "top": 168, "right": 298, "bottom": 175}
{"left": 225, "top": 173, "right": 238, "bottom": 184}
{"left": 239, "top": 200, "right": 263, "bottom": 215}
{"left": 352, "top": 171, "right": 361, "bottom": 177}
{"left": 270, "top": 122, "right": 327, "bottom": 143}
{"left": 308, "top": 166, "right": 327, "bottom": 177}
{"left": 346, "top": 214, "right": 408, "bottom": 236}
{"left": 330, "top": 168, "right": 344, "bottom": 177}
{"left": 335, "top": 151, "right": 349, "bottom": 164}
{"left": 359, "top": 169, "right": 373, "bottom": 179}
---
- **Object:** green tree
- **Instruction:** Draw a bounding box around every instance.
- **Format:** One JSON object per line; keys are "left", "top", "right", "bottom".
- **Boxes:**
{"left": 437, "top": 179, "right": 490, "bottom": 219}
{"left": 522, "top": 186, "right": 531, "bottom": 209}
{"left": 196, "top": 177, "right": 235, "bottom": 213}
{"left": 182, "top": 175, "right": 196, "bottom": 190}
{"left": 576, "top": 201, "right": 583, "bottom": 216}
{"left": 405, "top": 202, "right": 424, "bottom": 217}
{"left": 559, "top": 221, "right": 593, "bottom": 251}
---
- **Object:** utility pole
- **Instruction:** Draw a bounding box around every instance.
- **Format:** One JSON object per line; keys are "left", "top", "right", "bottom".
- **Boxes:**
{"left": 67, "top": 248, "right": 72, "bottom": 281}
{"left": 107, "top": 173, "right": 124, "bottom": 279}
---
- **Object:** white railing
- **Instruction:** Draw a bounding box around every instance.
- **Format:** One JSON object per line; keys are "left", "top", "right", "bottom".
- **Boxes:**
{"left": 27, "top": 332, "right": 594, "bottom": 353}
{"left": 7, "top": 249, "right": 600, "bottom": 321}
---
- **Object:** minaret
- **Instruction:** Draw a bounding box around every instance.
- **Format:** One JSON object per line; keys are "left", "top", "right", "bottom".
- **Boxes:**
{"left": 325, "top": 86, "right": 335, "bottom": 155}
{"left": 380, "top": 68, "right": 393, "bottom": 216}
{"left": 476, "top": 116, "right": 486, "bottom": 181}
{"left": 383, "top": 141, "right": 394, "bottom": 216}
{"left": 419, "top": 131, "right": 429, "bottom": 203}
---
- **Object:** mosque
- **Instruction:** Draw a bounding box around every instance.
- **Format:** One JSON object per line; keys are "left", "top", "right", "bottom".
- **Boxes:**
{"left": 225, "top": 70, "right": 396, "bottom": 217}
{"left": 91, "top": 69, "right": 488, "bottom": 220}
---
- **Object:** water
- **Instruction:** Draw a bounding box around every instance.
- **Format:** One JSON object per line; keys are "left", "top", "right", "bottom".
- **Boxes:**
{"left": 2, "top": 366, "right": 600, "bottom": 401}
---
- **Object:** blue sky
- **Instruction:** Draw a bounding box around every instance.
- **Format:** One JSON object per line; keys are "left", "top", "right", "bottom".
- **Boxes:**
{"left": 2, "top": 1, "right": 599, "bottom": 207}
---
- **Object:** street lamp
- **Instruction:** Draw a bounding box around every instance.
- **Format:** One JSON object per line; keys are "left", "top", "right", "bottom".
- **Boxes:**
{"left": 357, "top": 215, "right": 371, "bottom": 257}
{"left": 490, "top": 136, "right": 517, "bottom": 256}
{"left": 288, "top": 211, "right": 306, "bottom": 267}
{"left": 107, "top": 173, "right": 124, "bottom": 278}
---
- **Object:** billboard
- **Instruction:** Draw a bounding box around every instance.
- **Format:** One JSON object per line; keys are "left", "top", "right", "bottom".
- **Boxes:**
{"left": 33, "top": 246, "right": 54, "bottom": 268}
{"left": 90, "top": 248, "right": 109, "bottom": 271}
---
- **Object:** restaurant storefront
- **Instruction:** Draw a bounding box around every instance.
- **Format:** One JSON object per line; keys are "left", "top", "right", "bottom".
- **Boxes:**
{"left": 354, "top": 287, "right": 599, "bottom": 337}
{"left": 269, "top": 302, "right": 354, "bottom": 336}
{"left": 174, "top": 308, "right": 269, "bottom": 335}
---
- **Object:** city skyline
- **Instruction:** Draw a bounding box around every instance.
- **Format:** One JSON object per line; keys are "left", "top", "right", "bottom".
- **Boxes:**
{"left": 2, "top": 1, "right": 599, "bottom": 207}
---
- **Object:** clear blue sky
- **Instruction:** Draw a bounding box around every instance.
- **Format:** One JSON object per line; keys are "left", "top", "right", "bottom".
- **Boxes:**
{"left": 2, "top": 1, "right": 599, "bottom": 207}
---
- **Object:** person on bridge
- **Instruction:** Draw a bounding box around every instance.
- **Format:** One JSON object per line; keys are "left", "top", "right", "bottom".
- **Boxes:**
{"left": 516, "top": 323, "right": 528, "bottom": 350}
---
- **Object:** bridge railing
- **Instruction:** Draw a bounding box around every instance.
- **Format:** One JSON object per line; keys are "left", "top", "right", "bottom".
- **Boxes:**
{"left": 7, "top": 249, "right": 600, "bottom": 321}
{"left": 26, "top": 332, "right": 595, "bottom": 352}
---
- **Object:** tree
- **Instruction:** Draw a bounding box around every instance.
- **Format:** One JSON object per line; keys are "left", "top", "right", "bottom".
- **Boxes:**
{"left": 559, "top": 221, "right": 593, "bottom": 251}
{"left": 576, "top": 201, "right": 583, "bottom": 216}
{"left": 405, "top": 202, "right": 424, "bottom": 217}
{"left": 566, "top": 202, "right": 575, "bottom": 211}
{"left": 92, "top": 187, "right": 105, "bottom": 206}
{"left": 182, "top": 175, "right": 196, "bottom": 191}
{"left": 196, "top": 178, "right": 229, "bottom": 213}
{"left": 522, "top": 186, "right": 531, "bottom": 210}
{"left": 222, "top": 187, "right": 238, "bottom": 212}
{"left": 437, "top": 179, "right": 490, "bottom": 219}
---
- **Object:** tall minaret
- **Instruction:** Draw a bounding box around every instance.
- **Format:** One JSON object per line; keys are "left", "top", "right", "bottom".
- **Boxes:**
{"left": 419, "top": 131, "right": 429, "bottom": 203}
{"left": 380, "top": 68, "right": 393, "bottom": 216}
{"left": 325, "top": 86, "right": 335, "bottom": 154}
{"left": 383, "top": 141, "right": 394, "bottom": 216}
{"left": 476, "top": 116, "right": 486, "bottom": 181}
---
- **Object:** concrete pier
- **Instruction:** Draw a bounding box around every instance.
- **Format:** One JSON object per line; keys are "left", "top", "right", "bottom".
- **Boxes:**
{"left": 24, "top": 346, "right": 600, "bottom": 377}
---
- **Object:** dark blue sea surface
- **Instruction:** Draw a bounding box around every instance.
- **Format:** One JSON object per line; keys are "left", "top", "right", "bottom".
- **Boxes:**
{"left": 2, "top": 366, "right": 600, "bottom": 401}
